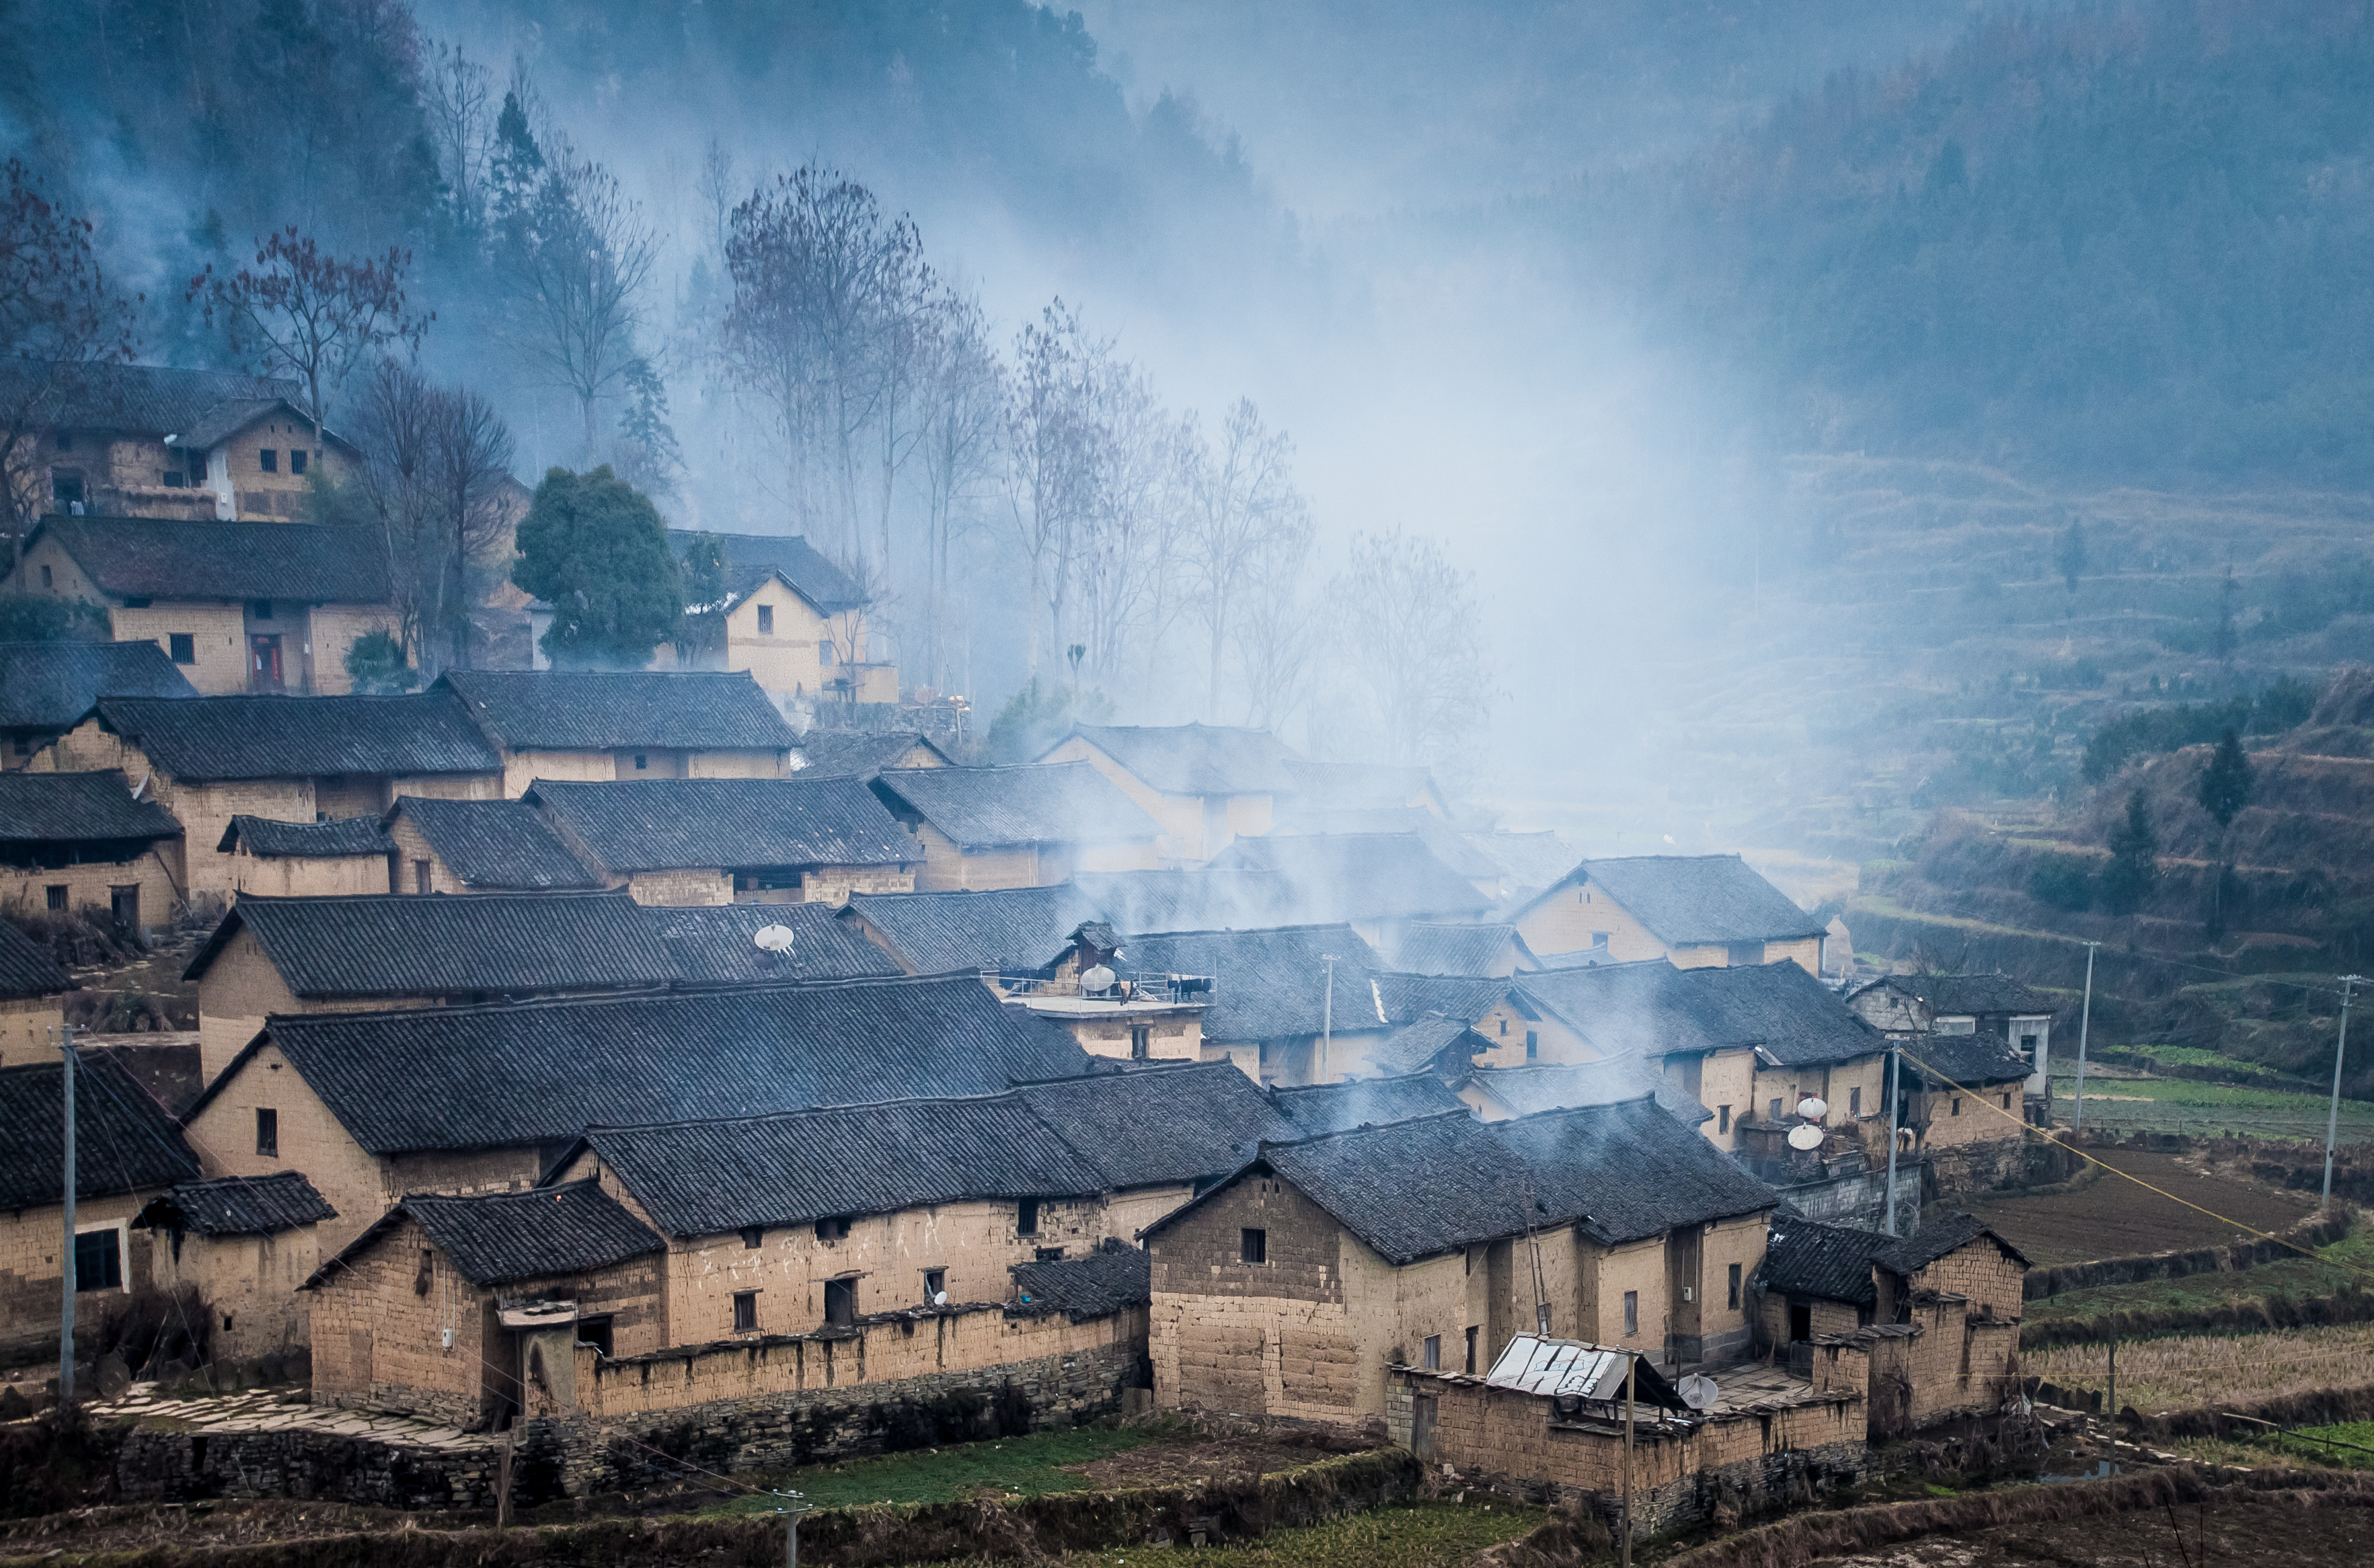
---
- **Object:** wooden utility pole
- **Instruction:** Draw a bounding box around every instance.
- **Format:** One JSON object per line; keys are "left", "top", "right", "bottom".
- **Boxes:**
{"left": 54, "top": 1023, "right": 75, "bottom": 1405}
{"left": 1621, "top": 1352, "right": 1636, "bottom": 1568}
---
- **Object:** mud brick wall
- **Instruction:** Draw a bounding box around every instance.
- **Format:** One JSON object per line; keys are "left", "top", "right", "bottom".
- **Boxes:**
{"left": 624, "top": 868, "right": 734, "bottom": 906}
{"left": 0, "top": 994, "right": 63, "bottom": 1070}
{"left": 0, "top": 1191, "right": 159, "bottom": 1366}
{"left": 1908, "top": 1239, "right": 2026, "bottom": 1322}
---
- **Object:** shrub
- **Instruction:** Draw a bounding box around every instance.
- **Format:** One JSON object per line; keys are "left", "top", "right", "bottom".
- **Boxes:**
{"left": 0, "top": 593, "right": 109, "bottom": 642}
{"left": 344, "top": 629, "right": 418, "bottom": 693}
{"left": 2027, "top": 851, "right": 2096, "bottom": 912}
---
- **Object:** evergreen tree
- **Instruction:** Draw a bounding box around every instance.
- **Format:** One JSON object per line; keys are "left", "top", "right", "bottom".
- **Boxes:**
{"left": 2197, "top": 728, "right": 2254, "bottom": 828}
{"left": 488, "top": 89, "right": 545, "bottom": 228}
{"left": 511, "top": 467, "right": 683, "bottom": 666}
{"left": 2099, "top": 789, "right": 2160, "bottom": 916}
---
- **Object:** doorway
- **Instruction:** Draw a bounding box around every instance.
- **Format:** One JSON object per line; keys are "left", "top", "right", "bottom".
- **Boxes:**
{"left": 250, "top": 634, "right": 284, "bottom": 691}
{"left": 1410, "top": 1395, "right": 1438, "bottom": 1461}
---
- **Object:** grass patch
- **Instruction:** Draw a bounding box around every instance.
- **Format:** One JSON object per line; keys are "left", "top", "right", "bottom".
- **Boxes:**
{"left": 2272, "top": 1420, "right": 2374, "bottom": 1468}
{"left": 703, "top": 1426, "right": 1159, "bottom": 1514}
{"left": 2048, "top": 1070, "right": 2374, "bottom": 1139}
{"left": 2025, "top": 1322, "right": 2374, "bottom": 1412}
{"left": 894, "top": 1499, "right": 1546, "bottom": 1567}
{"left": 2028, "top": 1226, "right": 2374, "bottom": 1323}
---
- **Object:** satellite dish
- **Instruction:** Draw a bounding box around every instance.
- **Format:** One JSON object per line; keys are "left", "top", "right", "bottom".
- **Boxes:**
{"left": 1798, "top": 1097, "right": 1829, "bottom": 1120}
{"left": 1786, "top": 1123, "right": 1825, "bottom": 1151}
{"left": 1679, "top": 1374, "right": 1719, "bottom": 1411}
{"left": 932, "top": 1290, "right": 948, "bottom": 1307}
{"left": 753, "top": 924, "right": 797, "bottom": 953}
{"left": 1081, "top": 964, "right": 1117, "bottom": 992}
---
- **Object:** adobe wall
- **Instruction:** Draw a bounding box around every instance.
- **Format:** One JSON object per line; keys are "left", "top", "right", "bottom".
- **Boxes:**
{"left": 685, "top": 749, "right": 786, "bottom": 780}
{"left": 0, "top": 994, "right": 64, "bottom": 1068}
{"left": 623, "top": 868, "right": 732, "bottom": 906}
{"left": 0, "top": 1191, "right": 159, "bottom": 1367}
{"left": 305, "top": 604, "right": 404, "bottom": 696}
{"left": 149, "top": 1224, "right": 319, "bottom": 1362}
{"left": 1070, "top": 1009, "right": 1202, "bottom": 1061}
{"left": 718, "top": 580, "right": 833, "bottom": 695}
{"left": 1385, "top": 1372, "right": 1868, "bottom": 1534}
{"left": 195, "top": 934, "right": 432, "bottom": 1087}
{"left": 386, "top": 814, "right": 474, "bottom": 894}
{"left": 1907, "top": 1239, "right": 2026, "bottom": 1323}
{"left": 111, "top": 604, "right": 248, "bottom": 695}
{"left": 1658, "top": 1048, "right": 1757, "bottom": 1149}
{"left": 223, "top": 847, "right": 387, "bottom": 899}
{"left": 1039, "top": 738, "right": 1204, "bottom": 861}
{"left": 792, "top": 865, "right": 915, "bottom": 905}
{"left": 1465, "top": 999, "right": 1589, "bottom": 1072}
{"left": 0, "top": 850, "right": 181, "bottom": 938}
{"left": 1748, "top": 1056, "right": 1889, "bottom": 1133}
{"left": 1515, "top": 884, "right": 1664, "bottom": 961}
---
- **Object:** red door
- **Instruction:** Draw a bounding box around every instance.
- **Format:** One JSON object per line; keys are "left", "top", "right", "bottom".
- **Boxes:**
{"left": 250, "top": 634, "right": 284, "bottom": 691}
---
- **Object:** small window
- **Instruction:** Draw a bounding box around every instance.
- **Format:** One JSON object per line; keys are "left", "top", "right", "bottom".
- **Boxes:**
{"left": 258, "top": 448, "right": 276, "bottom": 473}
{"left": 923, "top": 1267, "right": 946, "bottom": 1302}
{"left": 1952, "top": 1097, "right": 1962, "bottom": 1117}
{"left": 168, "top": 633, "right": 195, "bottom": 665}
{"left": 1524, "top": 1029, "right": 1538, "bottom": 1061}
{"left": 1034, "top": 1245, "right": 1065, "bottom": 1261}
{"left": 2001, "top": 1093, "right": 2012, "bottom": 1109}
{"left": 633, "top": 752, "right": 648, "bottom": 770}
{"left": 1017, "top": 1199, "right": 1039, "bottom": 1236}
{"left": 1463, "top": 1325, "right": 1479, "bottom": 1374}
{"left": 121, "top": 595, "right": 151, "bottom": 608}
{"left": 814, "top": 1216, "right": 850, "bottom": 1241}
{"left": 1240, "top": 1227, "right": 1266, "bottom": 1265}
{"left": 250, "top": 600, "right": 274, "bottom": 621}
{"left": 1849, "top": 1087, "right": 1862, "bottom": 1118}
{"left": 54, "top": 431, "right": 71, "bottom": 451}
{"left": 740, "top": 1226, "right": 764, "bottom": 1249}
{"left": 39, "top": 564, "right": 51, "bottom": 587}
{"left": 577, "top": 1316, "right": 614, "bottom": 1357}
{"left": 1422, "top": 1334, "right": 1441, "bottom": 1370}
{"left": 1591, "top": 931, "right": 1609, "bottom": 949}
{"left": 757, "top": 604, "right": 773, "bottom": 634}
{"left": 289, "top": 448, "right": 307, "bottom": 475}
{"left": 74, "top": 1228, "right": 122, "bottom": 1292}
{"left": 255, "top": 1107, "right": 278, "bottom": 1157}
{"left": 413, "top": 859, "right": 431, "bottom": 895}
{"left": 1728, "top": 1262, "right": 1742, "bottom": 1310}
{"left": 818, "top": 639, "right": 837, "bottom": 665}
{"left": 46, "top": 886, "right": 67, "bottom": 911}
{"left": 1716, "top": 1104, "right": 1730, "bottom": 1134}
{"left": 1769, "top": 1098, "right": 1782, "bottom": 1123}
{"left": 1498, "top": 1018, "right": 1507, "bottom": 1036}
{"left": 1130, "top": 1025, "right": 1151, "bottom": 1061}
{"left": 1623, "top": 1290, "right": 1638, "bottom": 1337}
{"left": 732, "top": 1290, "right": 759, "bottom": 1333}
{"left": 822, "top": 1277, "right": 855, "bottom": 1327}
{"left": 1727, "top": 941, "right": 1765, "bottom": 966}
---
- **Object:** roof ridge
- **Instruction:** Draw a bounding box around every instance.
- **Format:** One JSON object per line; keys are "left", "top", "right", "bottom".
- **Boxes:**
{"left": 262, "top": 966, "right": 995, "bottom": 1029}
{"left": 580, "top": 1084, "right": 1039, "bottom": 1136}
{"left": 1257, "top": 1105, "right": 1475, "bottom": 1152}
{"left": 231, "top": 885, "right": 631, "bottom": 907}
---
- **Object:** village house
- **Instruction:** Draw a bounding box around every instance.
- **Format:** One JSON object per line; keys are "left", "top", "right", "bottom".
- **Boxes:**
{"left": 215, "top": 815, "right": 389, "bottom": 898}
{"left": 180, "top": 973, "right": 1096, "bottom": 1256}
{"left": 1268, "top": 1072, "right": 1471, "bottom": 1135}
{"left": 870, "top": 762, "right": 1163, "bottom": 890}
{"left": 650, "top": 528, "right": 898, "bottom": 702}
{"left": 1122, "top": 925, "right": 1387, "bottom": 1085}
{"left": 1892, "top": 1027, "right": 2038, "bottom": 1191}
{"left": 1280, "top": 760, "right": 1448, "bottom": 818}
{"left": 1070, "top": 865, "right": 1303, "bottom": 933}
{"left": 1007, "top": 920, "right": 1210, "bottom": 1060}
{"left": 0, "top": 920, "right": 71, "bottom": 1068}
{"left": 1359, "top": 1016, "right": 1496, "bottom": 1083}
{"left": 135, "top": 1171, "right": 336, "bottom": 1364}
{"left": 789, "top": 729, "right": 954, "bottom": 779}
{"left": 1456, "top": 1058, "right": 1713, "bottom": 1132}
{"left": 525, "top": 776, "right": 917, "bottom": 907}
{"left": 181, "top": 888, "right": 681, "bottom": 1086}
{"left": 1208, "top": 832, "right": 1494, "bottom": 947}
{"left": 1847, "top": 972, "right": 2059, "bottom": 1114}
{"left": 1270, "top": 806, "right": 1517, "bottom": 901}
{"left": 436, "top": 670, "right": 798, "bottom": 795}
{"left": 0, "top": 769, "right": 186, "bottom": 943}
{"left": 0, "top": 1051, "right": 200, "bottom": 1366}
{"left": 31, "top": 691, "right": 504, "bottom": 896}
{"left": 643, "top": 901, "right": 905, "bottom": 986}
{"left": 380, "top": 796, "right": 603, "bottom": 894}
{"left": 841, "top": 883, "right": 1108, "bottom": 977}
{"left": 0, "top": 640, "right": 194, "bottom": 769}
{"left": 1509, "top": 855, "right": 1826, "bottom": 971}
{"left": 6, "top": 363, "right": 353, "bottom": 523}
{"left": 1038, "top": 723, "right": 1302, "bottom": 862}
{"left": 1143, "top": 1097, "right": 1777, "bottom": 1430}
{"left": 3, "top": 516, "right": 401, "bottom": 696}
{"left": 1383, "top": 923, "right": 1541, "bottom": 978}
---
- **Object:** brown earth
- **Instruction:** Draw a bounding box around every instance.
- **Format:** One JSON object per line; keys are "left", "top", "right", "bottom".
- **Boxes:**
{"left": 1962, "top": 1148, "right": 2316, "bottom": 1265}
{"left": 1061, "top": 1433, "right": 1361, "bottom": 1490}
{"left": 1807, "top": 1491, "right": 2372, "bottom": 1564}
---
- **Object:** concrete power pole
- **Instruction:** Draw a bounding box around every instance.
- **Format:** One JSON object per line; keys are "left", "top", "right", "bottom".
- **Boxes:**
{"left": 54, "top": 1022, "right": 75, "bottom": 1405}
{"left": 1882, "top": 1044, "right": 1901, "bottom": 1238}
{"left": 2326, "top": 977, "right": 2363, "bottom": 1214}
{"left": 2072, "top": 941, "right": 2100, "bottom": 1136}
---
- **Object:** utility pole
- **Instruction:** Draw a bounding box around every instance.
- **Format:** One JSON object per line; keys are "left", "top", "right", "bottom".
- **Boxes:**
{"left": 2073, "top": 941, "right": 2100, "bottom": 1136}
{"left": 2326, "top": 977, "right": 2363, "bottom": 1214}
{"left": 1319, "top": 954, "right": 1336, "bottom": 1084}
{"left": 1620, "top": 1351, "right": 1636, "bottom": 1568}
{"left": 2105, "top": 1337, "right": 2117, "bottom": 1450}
{"left": 769, "top": 1488, "right": 812, "bottom": 1565}
{"left": 53, "top": 1022, "right": 75, "bottom": 1405}
{"left": 1882, "top": 1042, "right": 1901, "bottom": 1238}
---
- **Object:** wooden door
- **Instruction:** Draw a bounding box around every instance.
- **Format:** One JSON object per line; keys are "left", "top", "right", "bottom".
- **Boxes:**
{"left": 250, "top": 634, "right": 284, "bottom": 691}
{"left": 1410, "top": 1395, "right": 1438, "bottom": 1461}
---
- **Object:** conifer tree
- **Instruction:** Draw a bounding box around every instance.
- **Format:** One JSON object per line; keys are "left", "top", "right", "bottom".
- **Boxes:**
{"left": 2100, "top": 789, "right": 2159, "bottom": 916}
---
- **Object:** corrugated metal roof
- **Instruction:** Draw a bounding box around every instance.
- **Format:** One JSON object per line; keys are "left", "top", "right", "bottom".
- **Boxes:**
{"left": 438, "top": 670, "right": 796, "bottom": 752}
{"left": 0, "top": 769, "right": 183, "bottom": 843}
{"left": 1482, "top": 1333, "right": 1689, "bottom": 1410}
{"left": 872, "top": 762, "right": 1159, "bottom": 849}
{"left": 98, "top": 692, "right": 502, "bottom": 781}
{"left": 0, "top": 641, "right": 196, "bottom": 733}
{"left": 528, "top": 777, "right": 913, "bottom": 873}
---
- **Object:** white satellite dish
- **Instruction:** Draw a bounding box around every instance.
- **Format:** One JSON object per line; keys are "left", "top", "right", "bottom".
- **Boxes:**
{"left": 1081, "top": 964, "right": 1117, "bottom": 992}
{"left": 1786, "top": 1123, "right": 1825, "bottom": 1151}
{"left": 1679, "top": 1374, "right": 1720, "bottom": 1411}
{"left": 932, "top": 1290, "right": 948, "bottom": 1307}
{"left": 1798, "top": 1097, "right": 1829, "bottom": 1120}
{"left": 753, "top": 924, "right": 797, "bottom": 953}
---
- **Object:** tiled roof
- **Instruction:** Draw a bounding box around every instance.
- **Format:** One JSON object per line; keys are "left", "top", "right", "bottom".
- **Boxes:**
{"left": 669, "top": 528, "right": 868, "bottom": 613}
{"left": 219, "top": 814, "right": 387, "bottom": 857}
{"left": 1493, "top": 1097, "right": 1778, "bottom": 1246}
{"left": 1385, "top": 923, "right": 1526, "bottom": 976}
{"left": 323, "top": 1179, "right": 664, "bottom": 1289}
{"left": 1547, "top": 856, "right": 1824, "bottom": 947}
{"left": 572, "top": 1095, "right": 1112, "bottom": 1237}
{"left": 1270, "top": 1073, "right": 1469, "bottom": 1135}
{"left": 139, "top": 1171, "right": 336, "bottom": 1237}
{"left": 183, "top": 889, "right": 678, "bottom": 999}
{"left": 0, "top": 919, "right": 73, "bottom": 998}
{"left": 646, "top": 902, "right": 904, "bottom": 984}
{"left": 198, "top": 975, "right": 1093, "bottom": 1156}
{"left": 1518, "top": 959, "right": 1885, "bottom": 1068}
{"left": 1464, "top": 1059, "right": 1713, "bottom": 1126}
{"left": 0, "top": 1053, "right": 198, "bottom": 1210}
{"left": 1868, "top": 972, "right": 2059, "bottom": 1018}
{"left": 1281, "top": 760, "right": 1439, "bottom": 811}
{"left": 1207, "top": 833, "right": 1492, "bottom": 922}
{"left": 21, "top": 362, "right": 299, "bottom": 436}
{"left": 790, "top": 730, "right": 952, "bottom": 779}
{"left": 0, "top": 640, "right": 195, "bottom": 732}
{"left": 872, "top": 762, "right": 1159, "bottom": 849}
{"left": 0, "top": 770, "right": 182, "bottom": 843}
{"left": 1120, "top": 926, "right": 1383, "bottom": 1043}
{"left": 1015, "top": 1062, "right": 1289, "bottom": 1189}
{"left": 438, "top": 670, "right": 797, "bottom": 752}
{"left": 34, "top": 516, "right": 390, "bottom": 603}
{"left": 1070, "top": 867, "right": 1305, "bottom": 934}
{"left": 1274, "top": 809, "right": 1499, "bottom": 881}
{"left": 97, "top": 692, "right": 501, "bottom": 781}
{"left": 844, "top": 884, "right": 1108, "bottom": 974}
{"left": 1057, "top": 723, "right": 1302, "bottom": 795}
{"left": 385, "top": 797, "right": 601, "bottom": 890}
{"left": 1872, "top": 1210, "right": 2031, "bottom": 1274}
{"left": 1374, "top": 972, "right": 1521, "bottom": 1027}
{"left": 1009, "top": 1238, "right": 1149, "bottom": 1320}
{"left": 1757, "top": 1214, "right": 1888, "bottom": 1306}
{"left": 1469, "top": 831, "right": 1580, "bottom": 898}
{"left": 1363, "top": 1016, "right": 1488, "bottom": 1078}
{"left": 527, "top": 777, "right": 913, "bottom": 873}
{"left": 1903, "top": 1031, "right": 2034, "bottom": 1089}
{"left": 1248, "top": 1111, "right": 1545, "bottom": 1265}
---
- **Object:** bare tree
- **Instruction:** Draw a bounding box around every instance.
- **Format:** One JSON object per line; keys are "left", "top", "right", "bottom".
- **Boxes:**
{"left": 1186, "top": 399, "right": 1308, "bottom": 719}
{"left": 190, "top": 227, "right": 428, "bottom": 468}
{"left": 501, "top": 139, "right": 659, "bottom": 463}
{"left": 0, "top": 158, "right": 139, "bottom": 561}
{"left": 915, "top": 289, "right": 1005, "bottom": 690}
{"left": 1235, "top": 531, "right": 1317, "bottom": 730}
{"left": 1075, "top": 356, "right": 1193, "bottom": 695}
{"left": 422, "top": 385, "right": 517, "bottom": 674}
{"left": 696, "top": 137, "right": 736, "bottom": 259}
{"left": 1003, "top": 301, "right": 1102, "bottom": 676}
{"left": 1328, "top": 528, "right": 1491, "bottom": 767}
{"left": 425, "top": 42, "right": 494, "bottom": 234}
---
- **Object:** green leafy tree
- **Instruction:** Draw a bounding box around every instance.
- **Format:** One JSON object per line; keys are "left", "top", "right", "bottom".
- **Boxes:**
{"left": 983, "top": 676, "right": 1113, "bottom": 762}
{"left": 0, "top": 593, "right": 107, "bottom": 641}
{"left": 2099, "top": 789, "right": 2160, "bottom": 916}
{"left": 510, "top": 466, "right": 683, "bottom": 666}
{"left": 2055, "top": 519, "right": 2087, "bottom": 594}
{"left": 675, "top": 531, "right": 730, "bottom": 664}
{"left": 344, "top": 629, "right": 418, "bottom": 694}
{"left": 2197, "top": 728, "right": 2254, "bottom": 828}
{"left": 2026, "top": 851, "right": 2094, "bottom": 912}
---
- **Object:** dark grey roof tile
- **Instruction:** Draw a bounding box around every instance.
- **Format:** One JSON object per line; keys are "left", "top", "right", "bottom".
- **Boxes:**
{"left": 1270, "top": 1073, "right": 1469, "bottom": 1135}
{"left": 844, "top": 885, "right": 1108, "bottom": 975}
{"left": 0, "top": 641, "right": 195, "bottom": 732}
{"left": 646, "top": 901, "right": 904, "bottom": 984}
{"left": 387, "top": 797, "right": 601, "bottom": 890}
{"left": 527, "top": 777, "right": 912, "bottom": 873}
{"left": 140, "top": 1171, "right": 336, "bottom": 1237}
{"left": 439, "top": 670, "right": 796, "bottom": 752}
{"left": 219, "top": 814, "right": 387, "bottom": 857}
{"left": 872, "top": 763, "right": 1159, "bottom": 849}
{"left": 669, "top": 529, "right": 868, "bottom": 613}
{"left": 1121, "top": 925, "right": 1383, "bottom": 1043}
{"left": 1016, "top": 1062, "right": 1289, "bottom": 1188}
{"left": 340, "top": 1179, "right": 664, "bottom": 1288}
{"left": 1058, "top": 724, "right": 1301, "bottom": 795}
{"left": 1385, "top": 923, "right": 1526, "bottom": 976}
{"left": 1519, "top": 959, "right": 1884, "bottom": 1068}
{"left": 0, "top": 770, "right": 182, "bottom": 843}
{"left": 98, "top": 692, "right": 501, "bottom": 781}
{"left": 1492, "top": 1098, "right": 1779, "bottom": 1245}
{"left": 35, "top": 516, "right": 389, "bottom": 602}
{"left": 1756, "top": 1215, "right": 1888, "bottom": 1306}
{"left": 0, "top": 921, "right": 73, "bottom": 998}
{"left": 1209, "top": 833, "right": 1491, "bottom": 922}
{"left": 1555, "top": 856, "right": 1824, "bottom": 947}
{"left": 0, "top": 1053, "right": 198, "bottom": 1210}
{"left": 1009, "top": 1237, "right": 1148, "bottom": 1319}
